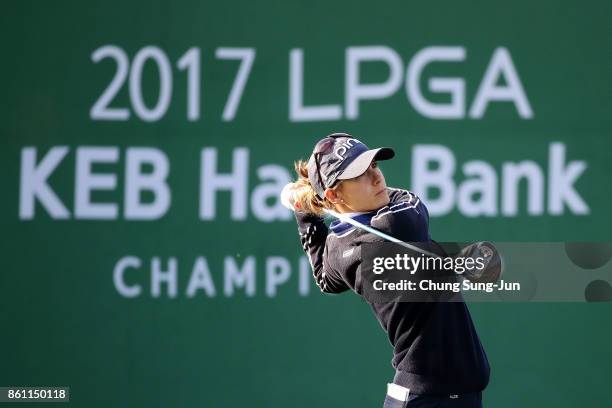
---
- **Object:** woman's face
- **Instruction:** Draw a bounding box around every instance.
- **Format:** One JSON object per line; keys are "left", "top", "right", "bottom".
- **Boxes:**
{"left": 329, "top": 161, "right": 390, "bottom": 212}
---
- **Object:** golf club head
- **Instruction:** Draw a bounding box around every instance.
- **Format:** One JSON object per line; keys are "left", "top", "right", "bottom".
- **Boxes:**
{"left": 457, "top": 241, "right": 503, "bottom": 283}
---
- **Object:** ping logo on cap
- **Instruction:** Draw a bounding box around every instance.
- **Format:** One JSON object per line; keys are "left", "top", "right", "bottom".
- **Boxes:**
{"left": 334, "top": 138, "right": 362, "bottom": 160}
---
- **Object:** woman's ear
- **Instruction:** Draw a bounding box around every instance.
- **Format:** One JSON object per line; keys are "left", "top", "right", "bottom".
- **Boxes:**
{"left": 324, "top": 188, "right": 343, "bottom": 204}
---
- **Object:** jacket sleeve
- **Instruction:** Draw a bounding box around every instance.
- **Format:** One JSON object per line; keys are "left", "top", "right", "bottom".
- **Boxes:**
{"left": 370, "top": 187, "right": 432, "bottom": 242}
{"left": 294, "top": 212, "right": 350, "bottom": 294}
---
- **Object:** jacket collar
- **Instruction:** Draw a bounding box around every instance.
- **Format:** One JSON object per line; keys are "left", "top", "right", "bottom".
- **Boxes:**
{"left": 329, "top": 211, "right": 377, "bottom": 235}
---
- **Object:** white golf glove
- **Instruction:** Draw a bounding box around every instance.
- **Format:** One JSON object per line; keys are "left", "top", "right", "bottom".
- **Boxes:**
{"left": 280, "top": 182, "right": 302, "bottom": 212}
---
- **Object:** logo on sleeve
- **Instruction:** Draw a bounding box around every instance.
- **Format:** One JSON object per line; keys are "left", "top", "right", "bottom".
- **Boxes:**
{"left": 343, "top": 248, "right": 355, "bottom": 258}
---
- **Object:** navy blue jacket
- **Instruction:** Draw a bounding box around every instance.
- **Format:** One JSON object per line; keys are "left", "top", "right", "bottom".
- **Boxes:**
{"left": 295, "top": 187, "right": 490, "bottom": 395}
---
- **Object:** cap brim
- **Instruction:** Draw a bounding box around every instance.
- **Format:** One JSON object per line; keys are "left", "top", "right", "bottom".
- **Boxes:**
{"left": 337, "top": 147, "right": 395, "bottom": 180}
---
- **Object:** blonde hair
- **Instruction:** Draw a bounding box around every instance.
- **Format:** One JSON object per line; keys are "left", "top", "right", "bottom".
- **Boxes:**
{"left": 293, "top": 159, "right": 339, "bottom": 216}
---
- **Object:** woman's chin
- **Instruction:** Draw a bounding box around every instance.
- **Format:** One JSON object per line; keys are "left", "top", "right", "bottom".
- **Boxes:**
{"left": 376, "top": 192, "right": 391, "bottom": 207}
{"left": 380, "top": 191, "right": 391, "bottom": 206}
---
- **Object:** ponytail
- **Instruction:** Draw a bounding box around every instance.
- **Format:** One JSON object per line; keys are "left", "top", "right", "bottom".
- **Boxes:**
{"left": 293, "top": 159, "right": 338, "bottom": 216}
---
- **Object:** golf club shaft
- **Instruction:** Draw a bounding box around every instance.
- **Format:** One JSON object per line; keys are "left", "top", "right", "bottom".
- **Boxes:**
{"left": 324, "top": 209, "right": 441, "bottom": 258}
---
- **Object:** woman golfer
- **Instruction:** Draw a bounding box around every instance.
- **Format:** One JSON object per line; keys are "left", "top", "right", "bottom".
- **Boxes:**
{"left": 281, "top": 133, "right": 490, "bottom": 408}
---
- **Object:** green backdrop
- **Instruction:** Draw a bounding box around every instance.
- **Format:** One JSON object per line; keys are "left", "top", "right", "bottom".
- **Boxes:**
{"left": 1, "top": 1, "right": 611, "bottom": 407}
